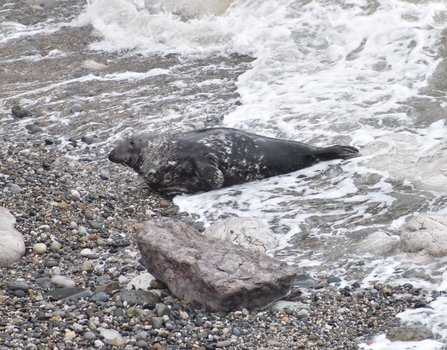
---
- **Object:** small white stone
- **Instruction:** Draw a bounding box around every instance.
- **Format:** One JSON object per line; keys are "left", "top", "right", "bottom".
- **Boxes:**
{"left": 80, "top": 248, "right": 93, "bottom": 256}
{"left": 51, "top": 275, "right": 76, "bottom": 288}
{"left": 94, "top": 340, "right": 105, "bottom": 348}
{"left": 33, "top": 243, "right": 47, "bottom": 254}
{"left": 69, "top": 221, "right": 78, "bottom": 229}
{"left": 51, "top": 267, "right": 61, "bottom": 276}
{"left": 70, "top": 189, "right": 81, "bottom": 200}
{"left": 118, "top": 275, "right": 128, "bottom": 284}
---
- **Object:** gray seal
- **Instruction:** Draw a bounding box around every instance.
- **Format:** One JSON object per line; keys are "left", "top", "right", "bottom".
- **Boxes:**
{"left": 108, "top": 127, "right": 359, "bottom": 197}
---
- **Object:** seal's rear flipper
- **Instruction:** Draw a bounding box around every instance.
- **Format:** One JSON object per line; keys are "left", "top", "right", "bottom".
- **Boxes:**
{"left": 312, "top": 145, "right": 360, "bottom": 161}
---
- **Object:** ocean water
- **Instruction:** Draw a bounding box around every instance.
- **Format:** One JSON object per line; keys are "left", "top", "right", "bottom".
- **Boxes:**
{"left": 3, "top": 0, "right": 447, "bottom": 347}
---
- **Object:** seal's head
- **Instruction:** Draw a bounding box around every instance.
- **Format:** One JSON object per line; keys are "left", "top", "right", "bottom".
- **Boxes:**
{"left": 108, "top": 134, "right": 152, "bottom": 169}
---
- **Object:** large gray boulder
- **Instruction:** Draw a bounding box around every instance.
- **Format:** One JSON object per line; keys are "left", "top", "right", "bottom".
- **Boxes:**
{"left": 204, "top": 217, "right": 278, "bottom": 253}
{"left": 0, "top": 207, "right": 25, "bottom": 267}
{"left": 400, "top": 214, "right": 447, "bottom": 257}
{"left": 136, "top": 218, "right": 297, "bottom": 312}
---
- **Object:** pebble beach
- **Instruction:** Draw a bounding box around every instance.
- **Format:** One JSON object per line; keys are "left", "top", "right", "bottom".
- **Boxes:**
{"left": 1, "top": 0, "right": 447, "bottom": 349}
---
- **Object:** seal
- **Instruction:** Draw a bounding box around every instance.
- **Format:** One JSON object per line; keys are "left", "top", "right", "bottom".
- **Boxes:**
{"left": 108, "top": 128, "right": 359, "bottom": 197}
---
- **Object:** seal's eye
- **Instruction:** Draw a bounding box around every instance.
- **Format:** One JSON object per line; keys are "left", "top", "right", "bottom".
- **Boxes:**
{"left": 130, "top": 140, "right": 135, "bottom": 146}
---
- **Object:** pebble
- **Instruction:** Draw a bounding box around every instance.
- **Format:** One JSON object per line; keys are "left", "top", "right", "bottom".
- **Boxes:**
{"left": 51, "top": 275, "right": 76, "bottom": 288}
{"left": 7, "top": 183, "right": 24, "bottom": 193}
{"left": 155, "top": 303, "right": 171, "bottom": 317}
{"left": 33, "top": 243, "right": 47, "bottom": 254}
{"left": 150, "top": 317, "right": 163, "bottom": 329}
{"left": 80, "top": 248, "right": 93, "bottom": 256}
{"left": 49, "top": 240, "right": 62, "bottom": 251}
{"left": 83, "top": 331, "right": 97, "bottom": 341}
{"left": 11, "top": 105, "right": 32, "bottom": 118}
{"left": 7, "top": 281, "right": 30, "bottom": 292}
{"left": 80, "top": 261, "right": 95, "bottom": 272}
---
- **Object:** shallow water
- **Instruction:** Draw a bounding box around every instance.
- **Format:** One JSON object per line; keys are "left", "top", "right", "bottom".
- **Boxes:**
{"left": 2, "top": 0, "right": 447, "bottom": 347}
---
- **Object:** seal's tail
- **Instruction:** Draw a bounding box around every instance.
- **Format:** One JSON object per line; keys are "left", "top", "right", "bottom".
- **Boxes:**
{"left": 312, "top": 145, "right": 360, "bottom": 161}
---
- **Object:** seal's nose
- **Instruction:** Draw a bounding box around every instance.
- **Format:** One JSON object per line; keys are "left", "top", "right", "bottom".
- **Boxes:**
{"left": 108, "top": 149, "right": 116, "bottom": 162}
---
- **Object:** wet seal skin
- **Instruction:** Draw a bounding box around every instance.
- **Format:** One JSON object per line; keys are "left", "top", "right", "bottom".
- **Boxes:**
{"left": 109, "top": 127, "right": 359, "bottom": 197}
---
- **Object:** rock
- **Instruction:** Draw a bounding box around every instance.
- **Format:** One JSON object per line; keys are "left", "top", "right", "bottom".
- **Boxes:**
{"left": 350, "top": 231, "right": 399, "bottom": 255}
{"left": 15, "top": 44, "right": 40, "bottom": 56}
{"left": 7, "top": 183, "right": 24, "bottom": 193}
{"left": 293, "top": 274, "right": 317, "bottom": 287}
{"left": 33, "top": 243, "right": 47, "bottom": 254}
{"left": 400, "top": 214, "right": 447, "bottom": 256}
{"left": 115, "top": 290, "right": 160, "bottom": 306}
{"left": 361, "top": 133, "right": 447, "bottom": 193}
{"left": 7, "top": 281, "right": 30, "bottom": 292}
{"left": 149, "top": 318, "right": 163, "bottom": 330}
{"left": 155, "top": 303, "right": 171, "bottom": 317}
{"left": 81, "top": 136, "right": 100, "bottom": 145}
{"left": 95, "top": 281, "right": 120, "bottom": 294}
{"left": 91, "top": 292, "right": 109, "bottom": 302}
{"left": 51, "top": 275, "right": 76, "bottom": 288}
{"left": 11, "top": 105, "right": 32, "bottom": 119}
{"left": 80, "top": 261, "right": 95, "bottom": 272}
{"left": 327, "top": 276, "right": 342, "bottom": 283}
{"left": 270, "top": 301, "right": 309, "bottom": 313}
{"left": 216, "top": 340, "right": 231, "bottom": 348}
{"left": 0, "top": 207, "right": 25, "bottom": 267}
{"left": 44, "top": 287, "right": 92, "bottom": 301}
{"left": 98, "top": 328, "right": 121, "bottom": 342}
{"left": 49, "top": 241, "right": 62, "bottom": 252}
{"left": 125, "top": 273, "right": 156, "bottom": 291}
{"left": 386, "top": 325, "right": 434, "bottom": 341}
{"left": 71, "top": 66, "right": 99, "bottom": 78}
{"left": 99, "top": 169, "right": 109, "bottom": 180}
{"left": 137, "top": 218, "right": 297, "bottom": 311}
{"left": 204, "top": 217, "right": 278, "bottom": 253}
{"left": 83, "top": 331, "right": 97, "bottom": 341}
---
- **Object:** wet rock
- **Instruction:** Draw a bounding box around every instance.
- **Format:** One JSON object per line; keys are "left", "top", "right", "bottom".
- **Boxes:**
{"left": 44, "top": 287, "right": 92, "bottom": 301}
{"left": 115, "top": 290, "right": 160, "bottom": 306}
{"left": 204, "top": 217, "right": 278, "bottom": 253}
{"left": 400, "top": 214, "right": 447, "bottom": 256}
{"left": 11, "top": 105, "right": 32, "bottom": 118}
{"left": 293, "top": 274, "right": 317, "bottom": 287}
{"left": 386, "top": 325, "right": 434, "bottom": 341}
{"left": 350, "top": 231, "right": 399, "bottom": 255}
{"left": 71, "top": 66, "right": 99, "bottom": 78}
{"left": 7, "top": 183, "right": 24, "bottom": 193}
{"left": 155, "top": 303, "right": 171, "bottom": 317}
{"left": 361, "top": 133, "right": 447, "bottom": 192}
{"left": 7, "top": 281, "right": 30, "bottom": 292}
{"left": 42, "top": 161, "right": 54, "bottom": 170}
{"left": 81, "top": 136, "right": 101, "bottom": 145}
{"left": 327, "top": 276, "right": 342, "bottom": 283}
{"left": 270, "top": 301, "right": 309, "bottom": 313}
{"left": 26, "top": 125, "right": 44, "bottom": 134}
{"left": 16, "top": 44, "right": 40, "bottom": 55}
{"left": 0, "top": 207, "right": 25, "bottom": 267}
{"left": 137, "top": 218, "right": 297, "bottom": 311}
{"left": 99, "top": 169, "right": 110, "bottom": 180}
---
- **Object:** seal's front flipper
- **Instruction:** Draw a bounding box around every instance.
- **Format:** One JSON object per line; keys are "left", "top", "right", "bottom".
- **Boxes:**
{"left": 194, "top": 153, "right": 225, "bottom": 189}
{"left": 312, "top": 145, "right": 360, "bottom": 161}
